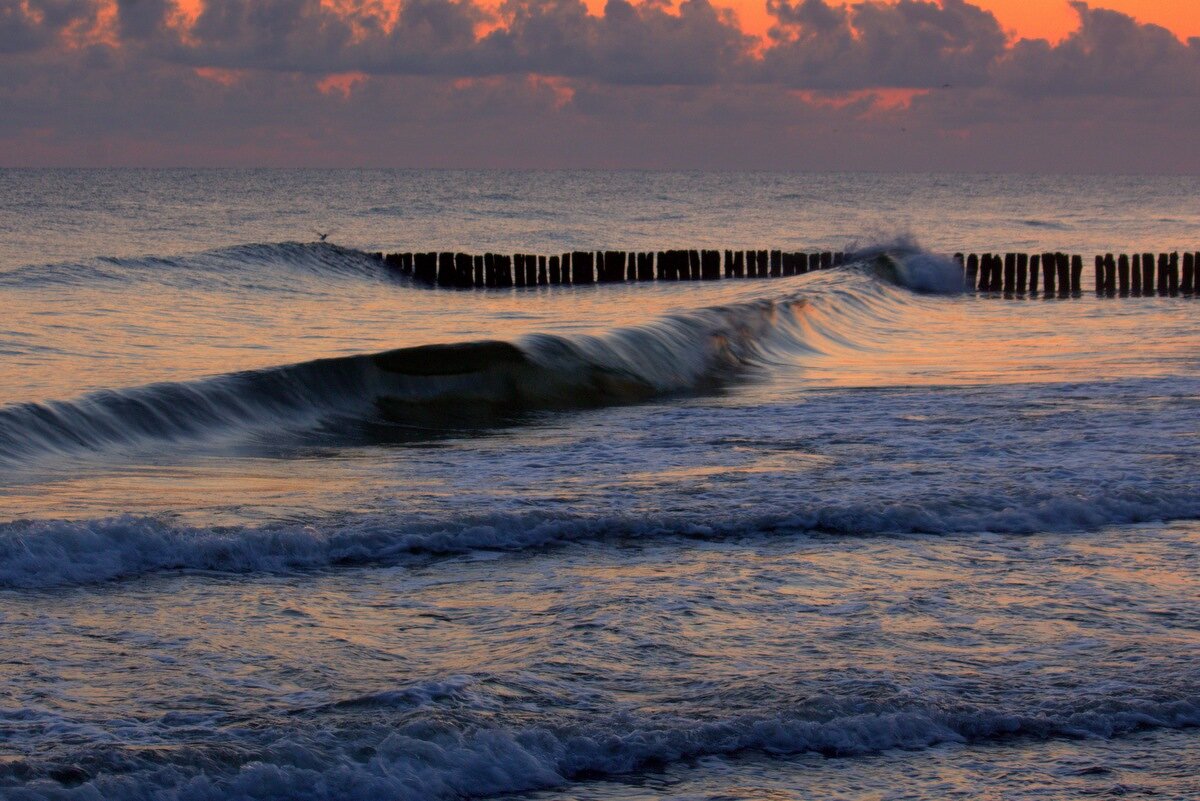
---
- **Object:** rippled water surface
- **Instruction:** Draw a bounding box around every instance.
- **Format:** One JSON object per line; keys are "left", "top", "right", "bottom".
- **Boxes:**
{"left": 1, "top": 170, "right": 1198, "bottom": 800}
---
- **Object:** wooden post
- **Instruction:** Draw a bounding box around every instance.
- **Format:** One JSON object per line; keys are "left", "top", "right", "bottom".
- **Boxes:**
{"left": 1143, "top": 253, "right": 1155, "bottom": 293}
{"left": 734, "top": 251, "right": 745, "bottom": 278}
{"left": 1029, "top": 254, "right": 1040, "bottom": 294}
{"left": 701, "top": 250, "right": 720, "bottom": 280}
{"left": 572, "top": 251, "right": 593, "bottom": 284}
{"left": 1056, "top": 253, "right": 1070, "bottom": 296}
{"left": 1157, "top": 253, "right": 1168, "bottom": 295}
{"left": 453, "top": 253, "right": 472, "bottom": 288}
{"left": 474, "top": 255, "right": 484, "bottom": 287}
{"left": 1103, "top": 254, "right": 1115, "bottom": 295}
{"left": 1131, "top": 254, "right": 1142, "bottom": 295}
{"left": 1043, "top": 253, "right": 1057, "bottom": 295}
{"left": 549, "top": 255, "right": 561, "bottom": 284}
{"left": 1069, "top": 254, "right": 1082, "bottom": 295}
{"left": 745, "top": 250, "right": 756, "bottom": 277}
{"left": 538, "top": 255, "right": 548, "bottom": 285}
{"left": 1183, "top": 252, "right": 1196, "bottom": 294}
{"left": 797, "top": 253, "right": 809, "bottom": 274}
{"left": 1118, "top": 254, "right": 1130, "bottom": 295}
{"left": 515, "top": 254, "right": 528, "bottom": 287}
{"left": 978, "top": 253, "right": 992, "bottom": 291}
{"left": 1094, "top": 256, "right": 1105, "bottom": 296}
{"left": 1017, "top": 253, "right": 1028, "bottom": 293}
{"left": 724, "top": 250, "right": 734, "bottom": 279}
{"left": 560, "top": 253, "right": 571, "bottom": 284}
{"left": 820, "top": 251, "right": 832, "bottom": 270}
{"left": 1004, "top": 253, "right": 1016, "bottom": 293}
{"left": 833, "top": 252, "right": 845, "bottom": 266}
{"left": 496, "top": 254, "right": 513, "bottom": 287}
{"left": 770, "top": 250, "right": 783, "bottom": 277}
{"left": 1169, "top": 253, "right": 1180, "bottom": 295}
{"left": 637, "top": 252, "right": 653, "bottom": 281}
{"left": 966, "top": 254, "right": 979, "bottom": 290}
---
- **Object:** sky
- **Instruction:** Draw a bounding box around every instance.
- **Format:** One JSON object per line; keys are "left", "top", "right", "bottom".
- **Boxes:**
{"left": 2, "top": 0, "right": 1199, "bottom": 172}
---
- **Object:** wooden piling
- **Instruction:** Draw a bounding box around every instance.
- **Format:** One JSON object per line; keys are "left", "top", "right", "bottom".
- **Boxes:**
{"left": 1103, "top": 254, "right": 1116, "bottom": 296}
{"left": 549, "top": 255, "right": 561, "bottom": 284}
{"left": 1043, "top": 254, "right": 1057, "bottom": 295}
{"left": 1157, "top": 253, "right": 1168, "bottom": 295}
{"left": 637, "top": 252, "right": 653, "bottom": 281}
{"left": 538, "top": 255, "right": 548, "bottom": 285}
{"left": 978, "top": 253, "right": 992, "bottom": 291}
{"left": 571, "top": 251, "right": 593, "bottom": 284}
{"left": 820, "top": 252, "right": 832, "bottom": 270}
{"left": 833, "top": 252, "right": 846, "bottom": 267}
{"left": 1142, "top": 253, "right": 1154, "bottom": 294}
{"left": 797, "top": 252, "right": 809, "bottom": 274}
{"left": 733, "top": 250, "right": 745, "bottom": 278}
{"left": 1017, "top": 253, "right": 1029, "bottom": 293}
{"left": 1169, "top": 253, "right": 1180, "bottom": 295}
{"left": 1094, "top": 256, "right": 1105, "bottom": 296}
{"left": 966, "top": 254, "right": 979, "bottom": 290}
{"left": 496, "top": 254, "right": 512, "bottom": 287}
{"left": 1029, "top": 254, "right": 1040, "bottom": 294}
{"left": 1184, "top": 252, "right": 1196, "bottom": 294}
{"left": 1118, "top": 254, "right": 1130, "bottom": 295}
{"left": 1057, "top": 253, "right": 1070, "bottom": 296}
{"left": 724, "top": 250, "right": 735, "bottom": 279}
{"left": 1069, "top": 254, "right": 1082, "bottom": 295}
{"left": 474, "top": 255, "right": 484, "bottom": 287}
{"left": 1004, "top": 253, "right": 1016, "bottom": 294}
{"left": 770, "top": 250, "right": 782, "bottom": 278}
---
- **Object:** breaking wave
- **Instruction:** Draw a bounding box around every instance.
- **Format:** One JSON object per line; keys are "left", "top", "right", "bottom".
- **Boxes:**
{"left": 5, "top": 692, "right": 1198, "bottom": 799}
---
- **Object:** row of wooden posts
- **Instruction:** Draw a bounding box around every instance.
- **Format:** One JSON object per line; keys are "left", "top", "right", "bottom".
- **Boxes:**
{"left": 373, "top": 249, "right": 1200, "bottom": 295}
{"left": 958, "top": 252, "right": 1200, "bottom": 295}
{"left": 375, "top": 249, "right": 848, "bottom": 287}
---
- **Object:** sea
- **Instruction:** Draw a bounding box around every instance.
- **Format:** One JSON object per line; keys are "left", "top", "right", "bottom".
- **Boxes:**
{"left": 1, "top": 169, "right": 1198, "bottom": 800}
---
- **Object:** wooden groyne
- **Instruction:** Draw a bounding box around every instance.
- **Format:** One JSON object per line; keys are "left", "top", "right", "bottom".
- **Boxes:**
{"left": 371, "top": 250, "right": 1200, "bottom": 296}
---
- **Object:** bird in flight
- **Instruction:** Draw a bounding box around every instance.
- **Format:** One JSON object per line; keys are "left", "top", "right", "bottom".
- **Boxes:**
{"left": 314, "top": 230, "right": 331, "bottom": 242}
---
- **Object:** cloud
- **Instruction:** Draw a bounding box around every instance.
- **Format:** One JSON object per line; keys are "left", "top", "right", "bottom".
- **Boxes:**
{"left": 996, "top": 2, "right": 1200, "bottom": 97}
{"left": 1, "top": 0, "right": 1199, "bottom": 171}
{"left": 760, "top": 0, "right": 1008, "bottom": 89}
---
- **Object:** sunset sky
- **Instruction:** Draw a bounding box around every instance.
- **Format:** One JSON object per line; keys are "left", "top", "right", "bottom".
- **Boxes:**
{"left": 3, "top": 0, "right": 1198, "bottom": 171}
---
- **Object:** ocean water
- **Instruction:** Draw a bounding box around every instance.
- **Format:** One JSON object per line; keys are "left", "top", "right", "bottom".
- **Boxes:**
{"left": 1, "top": 169, "right": 1199, "bottom": 800}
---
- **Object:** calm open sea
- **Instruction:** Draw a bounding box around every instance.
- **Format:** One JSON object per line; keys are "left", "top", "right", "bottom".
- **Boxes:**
{"left": 1, "top": 170, "right": 1199, "bottom": 800}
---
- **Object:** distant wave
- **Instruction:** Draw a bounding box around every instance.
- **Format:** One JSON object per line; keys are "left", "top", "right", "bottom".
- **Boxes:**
{"left": 6, "top": 689, "right": 1197, "bottom": 799}
{"left": 4, "top": 478, "right": 1197, "bottom": 588}
{"left": 0, "top": 242, "right": 393, "bottom": 290}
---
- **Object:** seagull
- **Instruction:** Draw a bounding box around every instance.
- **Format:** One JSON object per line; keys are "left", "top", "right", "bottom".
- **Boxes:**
{"left": 314, "top": 230, "right": 331, "bottom": 242}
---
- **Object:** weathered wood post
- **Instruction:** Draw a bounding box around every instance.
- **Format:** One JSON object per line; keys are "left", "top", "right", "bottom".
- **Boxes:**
{"left": 437, "top": 252, "right": 455, "bottom": 286}
{"left": 572, "top": 251, "right": 593, "bottom": 284}
{"left": 1069, "top": 254, "right": 1082, "bottom": 295}
{"left": 1017, "top": 253, "right": 1028, "bottom": 293}
{"left": 538, "top": 256, "right": 548, "bottom": 285}
{"left": 454, "top": 253, "right": 472, "bottom": 288}
{"left": 1118, "top": 254, "right": 1130, "bottom": 295}
{"left": 1169, "top": 253, "right": 1180, "bottom": 295}
{"left": 820, "top": 251, "right": 832, "bottom": 270}
{"left": 1104, "top": 254, "right": 1116, "bottom": 295}
{"left": 685, "top": 250, "right": 698, "bottom": 280}
{"left": 978, "top": 253, "right": 992, "bottom": 291}
{"left": 1131, "top": 254, "right": 1142, "bottom": 295}
{"left": 1004, "top": 253, "right": 1016, "bottom": 294}
{"left": 513, "top": 254, "right": 527, "bottom": 287}
{"left": 770, "top": 250, "right": 783, "bottom": 277}
{"left": 781, "top": 252, "right": 794, "bottom": 277}
{"left": 701, "top": 250, "right": 721, "bottom": 280}
{"left": 833, "top": 252, "right": 846, "bottom": 266}
{"left": 637, "top": 252, "right": 653, "bottom": 281}
{"left": 734, "top": 250, "right": 745, "bottom": 278}
{"left": 474, "top": 255, "right": 484, "bottom": 286}
{"left": 1157, "top": 253, "right": 1169, "bottom": 295}
{"left": 724, "top": 250, "right": 734, "bottom": 279}
{"left": 1094, "top": 256, "right": 1105, "bottom": 296}
{"left": 1056, "top": 253, "right": 1070, "bottom": 295}
{"left": 1043, "top": 253, "right": 1057, "bottom": 295}
{"left": 966, "top": 254, "right": 979, "bottom": 290}
{"left": 1029, "top": 254, "right": 1040, "bottom": 294}
{"left": 549, "top": 255, "right": 561, "bottom": 284}
{"left": 797, "top": 252, "right": 809, "bottom": 274}
{"left": 496, "top": 254, "right": 513, "bottom": 287}
{"left": 1183, "top": 252, "right": 1196, "bottom": 294}
{"left": 1143, "top": 253, "right": 1155, "bottom": 293}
